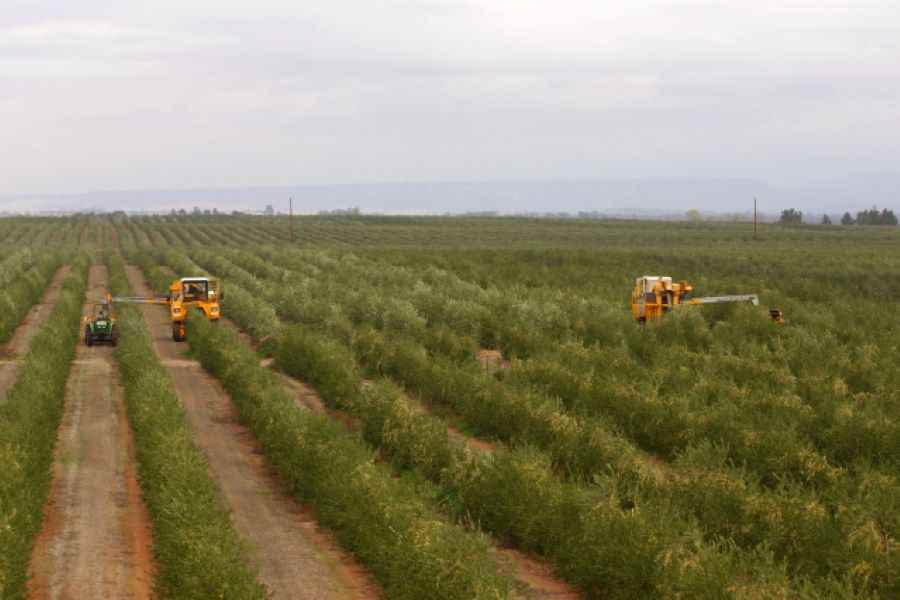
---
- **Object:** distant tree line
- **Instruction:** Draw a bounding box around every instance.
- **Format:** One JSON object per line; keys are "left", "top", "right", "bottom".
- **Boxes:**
{"left": 779, "top": 208, "right": 803, "bottom": 225}
{"left": 838, "top": 207, "right": 898, "bottom": 226}
{"left": 780, "top": 206, "right": 897, "bottom": 226}
{"left": 318, "top": 207, "right": 362, "bottom": 216}
{"left": 168, "top": 207, "right": 220, "bottom": 216}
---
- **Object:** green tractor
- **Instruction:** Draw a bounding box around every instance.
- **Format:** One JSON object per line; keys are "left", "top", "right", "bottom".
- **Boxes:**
{"left": 84, "top": 297, "right": 119, "bottom": 347}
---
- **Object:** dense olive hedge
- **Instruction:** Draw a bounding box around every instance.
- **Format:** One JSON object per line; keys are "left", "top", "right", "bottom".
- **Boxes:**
{"left": 186, "top": 313, "right": 515, "bottom": 600}
{"left": 0, "top": 255, "right": 88, "bottom": 598}
{"left": 0, "top": 249, "right": 63, "bottom": 345}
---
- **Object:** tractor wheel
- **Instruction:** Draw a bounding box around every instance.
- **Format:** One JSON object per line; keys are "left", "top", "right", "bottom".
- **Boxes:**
{"left": 111, "top": 329, "right": 119, "bottom": 347}
{"left": 172, "top": 322, "right": 186, "bottom": 342}
{"left": 85, "top": 327, "right": 93, "bottom": 347}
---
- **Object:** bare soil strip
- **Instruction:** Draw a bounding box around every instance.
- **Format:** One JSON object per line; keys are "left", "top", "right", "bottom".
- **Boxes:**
{"left": 478, "top": 348, "right": 510, "bottom": 375}
{"left": 28, "top": 265, "right": 155, "bottom": 600}
{"left": 0, "top": 266, "right": 71, "bottom": 400}
{"left": 124, "top": 265, "right": 377, "bottom": 600}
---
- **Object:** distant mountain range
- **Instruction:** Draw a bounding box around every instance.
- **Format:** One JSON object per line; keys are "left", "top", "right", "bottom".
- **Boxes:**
{"left": 2, "top": 176, "right": 898, "bottom": 217}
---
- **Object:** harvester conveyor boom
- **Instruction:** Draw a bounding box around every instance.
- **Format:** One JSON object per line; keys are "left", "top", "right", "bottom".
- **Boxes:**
{"left": 686, "top": 294, "right": 760, "bottom": 306}
{"left": 111, "top": 296, "right": 170, "bottom": 305}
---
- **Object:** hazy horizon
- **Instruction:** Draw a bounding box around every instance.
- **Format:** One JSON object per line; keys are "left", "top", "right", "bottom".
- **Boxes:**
{"left": 4, "top": 2, "right": 900, "bottom": 211}
{"left": 4, "top": 175, "right": 899, "bottom": 217}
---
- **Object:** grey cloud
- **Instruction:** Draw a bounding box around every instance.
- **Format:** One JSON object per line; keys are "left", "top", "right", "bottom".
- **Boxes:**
{"left": 1, "top": 1, "right": 899, "bottom": 208}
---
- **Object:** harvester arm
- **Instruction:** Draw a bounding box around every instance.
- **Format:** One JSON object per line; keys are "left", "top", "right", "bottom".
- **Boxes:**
{"left": 111, "top": 295, "right": 170, "bottom": 306}
{"left": 685, "top": 294, "right": 760, "bottom": 306}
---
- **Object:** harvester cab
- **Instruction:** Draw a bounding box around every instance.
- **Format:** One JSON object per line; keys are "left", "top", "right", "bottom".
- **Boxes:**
{"left": 631, "top": 276, "right": 783, "bottom": 325}
{"left": 631, "top": 276, "right": 688, "bottom": 322}
{"left": 83, "top": 295, "right": 119, "bottom": 347}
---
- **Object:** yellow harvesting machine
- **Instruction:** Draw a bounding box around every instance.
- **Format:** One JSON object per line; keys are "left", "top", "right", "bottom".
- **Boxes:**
{"left": 113, "top": 277, "right": 221, "bottom": 341}
{"left": 631, "top": 276, "right": 784, "bottom": 324}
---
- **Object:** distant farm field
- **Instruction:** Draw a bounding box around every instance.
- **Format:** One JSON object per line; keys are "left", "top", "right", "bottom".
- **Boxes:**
{"left": 2, "top": 214, "right": 899, "bottom": 599}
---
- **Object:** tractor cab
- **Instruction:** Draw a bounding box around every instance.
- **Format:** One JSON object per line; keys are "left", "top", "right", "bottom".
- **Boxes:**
{"left": 83, "top": 298, "right": 118, "bottom": 346}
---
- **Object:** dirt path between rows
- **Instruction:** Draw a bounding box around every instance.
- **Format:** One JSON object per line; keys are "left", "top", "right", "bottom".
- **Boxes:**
{"left": 124, "top": 265, "right": 377, "bottom": 600}
{"left": 0, "top": 266, "right": 72, "bottom": 400}
{"left": 28, "top": 265, "right": 155, "bottom": 600}
{"left": 478, "top": 348, "right": 510, "bottom": 375}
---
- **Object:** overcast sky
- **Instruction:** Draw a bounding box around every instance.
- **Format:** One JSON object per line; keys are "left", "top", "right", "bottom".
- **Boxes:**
{"left": 2, "top": 1, "right": 899, "bottom": 197}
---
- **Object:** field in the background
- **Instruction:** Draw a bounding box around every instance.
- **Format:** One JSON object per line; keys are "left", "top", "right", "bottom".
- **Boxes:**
{"left": 3, "top": 214, "right": 899, "bottom": 598}
{"left": 116, "top": 214, "right": 900, "bottom": 597}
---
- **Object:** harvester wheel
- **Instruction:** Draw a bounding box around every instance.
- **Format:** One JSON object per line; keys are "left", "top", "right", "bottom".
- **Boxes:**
{"left": 172, "top": 321, "right": 186, "bottom": 342}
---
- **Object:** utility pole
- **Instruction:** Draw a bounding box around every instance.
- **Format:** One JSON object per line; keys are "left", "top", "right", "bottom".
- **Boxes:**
{"left": 289, "top": 197, "right": 295, "bottom": 242}
{"left": 753, "top": 197, "right": 758, "bottom": 240}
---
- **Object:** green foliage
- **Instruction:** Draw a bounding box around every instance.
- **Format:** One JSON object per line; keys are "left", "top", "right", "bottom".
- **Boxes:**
{"left": 271, "top": 323, "right": 799, "bottom": 598}
{"left": 0, "top": 249, "right": 61, "bottom": 344}
{"left": 855, "top": 206, "right": 898, "bottom": 226}
{"left": 0, "top": 255, "right": 88, "bottom": 598}
{"left": 187, "top": 313, "right": 515, "bottom": 600}
{"left": 352, "top": 380, "right": 455, "bottom": 481}
{"left": 121, "top": 215, "right": 900, "bottom": 597}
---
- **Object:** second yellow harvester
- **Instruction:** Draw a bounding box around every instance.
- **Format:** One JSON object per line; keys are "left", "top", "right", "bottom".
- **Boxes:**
{"left": 631, "top": 276, "right": 784, "bottom": 324}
